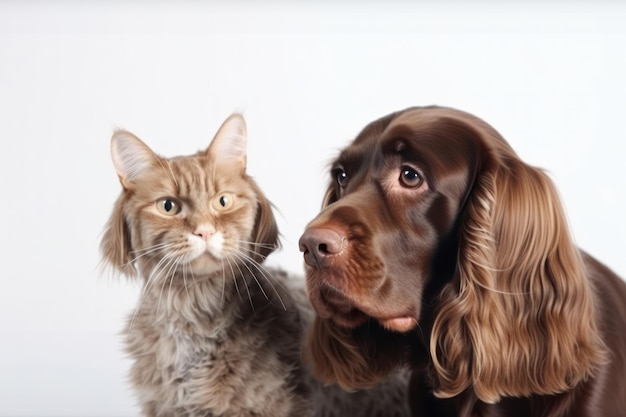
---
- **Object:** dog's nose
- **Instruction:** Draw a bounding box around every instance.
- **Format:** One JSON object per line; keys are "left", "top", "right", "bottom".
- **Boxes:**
{"left": 298, "top": 228, "right": 345, "bottom": 268}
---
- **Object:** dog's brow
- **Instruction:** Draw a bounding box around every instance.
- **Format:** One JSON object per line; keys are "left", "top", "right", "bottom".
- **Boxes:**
{"left": 336, "top": 147, "right": 366, "bottom": 173}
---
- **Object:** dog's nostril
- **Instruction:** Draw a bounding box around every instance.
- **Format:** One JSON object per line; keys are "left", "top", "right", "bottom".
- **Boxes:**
{"left": 299, "top": 228, "right": 346, "bottom": 267}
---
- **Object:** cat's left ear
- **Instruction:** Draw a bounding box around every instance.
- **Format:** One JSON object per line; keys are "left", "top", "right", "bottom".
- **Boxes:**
{"left": 206, "top": 113, "right": 247, "bottom": 171}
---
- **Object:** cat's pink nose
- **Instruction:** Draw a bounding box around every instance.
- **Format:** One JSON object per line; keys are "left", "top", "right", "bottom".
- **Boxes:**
{"left": 194, "top": 225, "right": 216, "bottom": 241}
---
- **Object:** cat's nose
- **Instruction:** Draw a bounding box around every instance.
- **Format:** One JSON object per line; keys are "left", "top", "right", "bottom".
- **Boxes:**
{"left": 194, "top": 225, "right": 216, "bottom": 241}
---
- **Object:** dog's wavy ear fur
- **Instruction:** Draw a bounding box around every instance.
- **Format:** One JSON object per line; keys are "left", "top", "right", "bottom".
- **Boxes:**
{"left": 430, "top": 124, "right": 607, "bottom": 403}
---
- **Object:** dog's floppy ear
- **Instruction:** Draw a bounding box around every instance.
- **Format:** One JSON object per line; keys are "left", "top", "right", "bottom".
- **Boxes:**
{"left": 430, "top": 131, "right": 607, "bottom": 403}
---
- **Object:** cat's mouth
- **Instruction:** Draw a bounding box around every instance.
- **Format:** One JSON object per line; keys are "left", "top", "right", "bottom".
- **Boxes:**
{"left": 186, "top": 232, "right": 226, "bottom": 261}
{"left": 183, "top": 253, "right": 224, "bottom": 276}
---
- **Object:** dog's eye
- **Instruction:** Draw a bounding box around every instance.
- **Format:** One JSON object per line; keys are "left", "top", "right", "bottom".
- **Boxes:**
{"left": 400, "top": 166, "right": 423, "bottom": 188}
{"left": 336, "top": 169, "right": 348, "bottom": 187}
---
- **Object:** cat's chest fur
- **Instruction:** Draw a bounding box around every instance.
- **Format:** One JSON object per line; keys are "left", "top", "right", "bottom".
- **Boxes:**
{"left": 126, "top": 276, "right": 308, "bottom": 417}
{"left": 165, "top": 314, "right": 227, "bottom": 383}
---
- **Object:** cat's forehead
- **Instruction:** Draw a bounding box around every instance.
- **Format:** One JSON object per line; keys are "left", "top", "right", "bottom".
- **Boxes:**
{"left": 161, "top": 155, "right": 246, "bottom": 195}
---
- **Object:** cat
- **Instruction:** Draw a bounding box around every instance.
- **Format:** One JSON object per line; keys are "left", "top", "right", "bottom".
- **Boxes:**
{"left": 100, "top": 114, "right": 410, "bottom": 417}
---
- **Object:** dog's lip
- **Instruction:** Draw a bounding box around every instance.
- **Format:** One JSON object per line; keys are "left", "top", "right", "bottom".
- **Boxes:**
{"left": 312, "top": 284, "right": 419, "bottom": 332}
{"left": 329, "top": 308, "right": 369, "bottom": 329}
{"left": 331, "top": 309, "right": 418, "bottom": 332}
{"left": 379, "top": 316, "right": 419, "bottom": 333}
{"left": 309, "top": 284, "right": 365, "bottom": 326}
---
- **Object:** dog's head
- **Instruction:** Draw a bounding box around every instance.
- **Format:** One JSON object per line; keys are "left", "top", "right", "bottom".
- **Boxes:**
{"left": 300, "top": 106, "right": 606, "bottom": 403}
{"left": 300, "top": 106, "right": 484, "bottom": 332}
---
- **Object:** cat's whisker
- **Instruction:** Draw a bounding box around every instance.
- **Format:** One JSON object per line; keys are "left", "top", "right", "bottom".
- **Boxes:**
{"left": 233, "top": 252, "right": 287, "bottom": 311}
{"left": 220, "top": 260, "right": 227, "bottom": 307}
{"left": 223, "top": 257, "right": 242, "bottom": 302}
{"left": 140, "top": 251, "right": 176, "bottom": 319}
{"left": 188, "top": 258, "right": 199, "bottom": 287}
{"left": 125, "top": 242, "right": 180, "bottom": 268}
{"left": 235, "top": 242, "right": 277, "bottom": 260}
{"left": 229, "top": 257, "right": 255, "bottom": 312}
{"left": 139, "top": 256, "right": 172, "bottom": 324}
{"left": 129, "top": 241, "right": 172, "bottom": 256}
{"left": 232, "top": 253, "right": 270, "bottom": 302}
{"left": 236, "top": 244, "right": 283, "bottom": 285}
{"left": 144, "top": 252, "right": 175, "bottom": 292}
{"left": 166, "top": 256, "right": 182, "bottom": 307}
{"left": 236, "top": 240, "right": 276, "bottom": 251}
{"left": 156, "top": 253, "right": 182, "bottom": 316}
{"left": 182, "top": 258, "right": 192, "bottom": 300}
{"left": 128, "top": 251, "right": 176, "bottom": 330}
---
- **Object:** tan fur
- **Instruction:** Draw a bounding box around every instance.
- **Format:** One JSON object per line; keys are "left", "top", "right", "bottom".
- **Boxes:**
{"left": 100, "top": 115, "right": 307, "bottom": 417}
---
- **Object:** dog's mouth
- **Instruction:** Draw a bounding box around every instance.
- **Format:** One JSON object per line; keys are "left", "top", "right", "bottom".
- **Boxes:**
{"left": 311, "top": 284, "right": 368, "bottom": 328}
{"left": 312, "top": 283, "right": 418, "bottom": 332}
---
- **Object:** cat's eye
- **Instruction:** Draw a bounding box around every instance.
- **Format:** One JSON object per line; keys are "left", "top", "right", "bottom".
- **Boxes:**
{"left": 212, "top": 193, "right": 235, "bottom": 211}
{"left": 156, "top": 198, "right": 182, "bottom": 216}
{"left": 399, "top": 165, "right": 424, "bottom": 188}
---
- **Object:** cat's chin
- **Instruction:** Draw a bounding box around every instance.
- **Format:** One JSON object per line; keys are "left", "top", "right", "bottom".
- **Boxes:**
{"left": 185, "top": 253, "right": 224, "bottom": 276}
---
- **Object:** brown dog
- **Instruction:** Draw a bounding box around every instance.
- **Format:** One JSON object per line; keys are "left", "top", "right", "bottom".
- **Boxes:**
{"left": 299, "top": 106, "right": 626, "bottom": 416}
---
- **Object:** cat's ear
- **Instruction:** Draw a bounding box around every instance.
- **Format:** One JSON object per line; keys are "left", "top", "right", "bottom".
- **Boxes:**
{"left": 206, "top": 113, "right": 247, "bottom": 171}
{"left": 111, "top": 130, "right": 160, "bottom": 190}
{"left": 250, "top": 180, "right": 280, "bottom": 263}
{"left": 100, "top": 193, "right": 136, "bottom": 278}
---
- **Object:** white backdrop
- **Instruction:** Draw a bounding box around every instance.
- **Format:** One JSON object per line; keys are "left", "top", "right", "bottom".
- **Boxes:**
{"left": 1, "top": 2, "right": 625, "bottom": 416}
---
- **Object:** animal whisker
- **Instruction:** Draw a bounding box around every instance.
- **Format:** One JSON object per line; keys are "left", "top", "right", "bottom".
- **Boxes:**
{"left": 156, "top": 254, "right": 182, "bottom": 316}
{"left": 237, "top": 240, "right": 276, "bottom": 250}
{"left": 233, "top": 251, "right": 287, "bottom": 311}
{"left": 228, "top": 257, "right": 255, "bottom": 312}
{"left": 223, "top": 257, "right": 242, "bottom": 302}
{"left": 124, "top": 242, "right": 175, "bottom": 267}
{"left": 128, "top": 252, "right": 177, "bottom": 331}
{"left": 232, "top": 253, "right": 270, "bottom": 301}
{"left": 182, "top": 259, "right": 192, "bottom": 300}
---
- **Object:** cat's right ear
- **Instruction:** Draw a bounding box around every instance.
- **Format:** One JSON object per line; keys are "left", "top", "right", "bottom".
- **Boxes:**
{"left": 111, "top": 130, "right": 159, "bottom": 190}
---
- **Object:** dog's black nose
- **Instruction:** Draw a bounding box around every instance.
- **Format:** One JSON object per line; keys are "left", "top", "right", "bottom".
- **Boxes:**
{"left": 298, "top": 228, "right": 345, "bottom": 268}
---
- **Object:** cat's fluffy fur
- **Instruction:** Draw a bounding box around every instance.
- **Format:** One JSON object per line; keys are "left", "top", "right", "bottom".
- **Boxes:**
{"left": 100, "top": 114, "right": 410, "bottom": 417}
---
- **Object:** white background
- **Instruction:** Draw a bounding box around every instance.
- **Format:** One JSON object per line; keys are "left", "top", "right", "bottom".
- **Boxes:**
{"left": 1, "top": 2, "right": 625, "bottom": 416}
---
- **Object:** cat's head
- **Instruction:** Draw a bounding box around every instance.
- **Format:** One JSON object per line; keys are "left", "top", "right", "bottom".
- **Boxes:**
{"left": 100, "top": 114, "right": 278, "bottom": 280}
